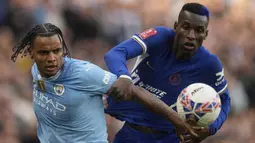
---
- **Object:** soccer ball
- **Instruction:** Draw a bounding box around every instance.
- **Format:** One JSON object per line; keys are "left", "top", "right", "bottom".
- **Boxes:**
{"left": 176, "top": 83, "right": 221, "bottom": 127}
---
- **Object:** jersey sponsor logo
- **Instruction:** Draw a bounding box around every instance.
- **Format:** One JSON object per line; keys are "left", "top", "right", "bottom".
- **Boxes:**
{"left": 37, "top": 80, "right": 46, "bottom": 92}
{"left": 169, "top": 74, "right": 181, "bottom": 85}
{"left": 137, "top": 81, "right": 167, "bottom": 99}
{"left": 33, "top": 89, "right": 66, "bottom": 116}
{"left": 138, "top": 28, "right": 157, "bottom": 39}
{"left": 215, "top": 69, "right": 225, "bottom": 86}
{"left": 53, "top": 84, "right": 65, "bottom": 96}
{"left": 131, "top": 69, "right": 167, "bottom": 99}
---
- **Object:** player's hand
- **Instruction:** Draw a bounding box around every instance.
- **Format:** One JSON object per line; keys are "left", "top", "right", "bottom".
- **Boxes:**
{"left": 181, "top": 126, "right": 210, "bottom": 143}
{"left": 175, "top": 121, "right": 198, "bottom": 142}
{"left": 107, "top": 77, "right": 133, "bottom": 100}
{"left": 179, "top": 115, "right": 211, "bottom": 143}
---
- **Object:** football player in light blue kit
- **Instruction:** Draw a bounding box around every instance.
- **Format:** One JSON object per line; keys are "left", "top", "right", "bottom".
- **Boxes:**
{"left": 11, "top": 23, "right": 197, "bottom": 143}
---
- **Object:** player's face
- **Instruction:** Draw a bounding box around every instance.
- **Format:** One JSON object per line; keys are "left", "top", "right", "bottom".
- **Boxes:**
{"left": 31, "top": 34, "right": 64, "bottom": 78}
{"left": 174, "top": 10, "right": 208, "bottom": 59}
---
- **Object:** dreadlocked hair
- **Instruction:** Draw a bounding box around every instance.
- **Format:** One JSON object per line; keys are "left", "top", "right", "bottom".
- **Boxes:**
{"left": 11, "top": 23, "right": 70, "bottom": 62}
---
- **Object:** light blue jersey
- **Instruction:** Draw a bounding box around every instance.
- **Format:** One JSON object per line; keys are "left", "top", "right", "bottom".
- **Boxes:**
{"left": 32, "top": 57, "right": 117, "bottom": 143}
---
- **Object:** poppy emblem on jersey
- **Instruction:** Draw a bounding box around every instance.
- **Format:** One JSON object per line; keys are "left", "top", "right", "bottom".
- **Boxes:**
{"left": 54, "top": 84, "right": 65, "bottom": 96}
{"left": 139, "top": 28, "right": 157, "bottom": 39}
{"left": 169, "top": 74, "right": 181, "bottom": 85}
{"left": 37, "top": 80, "right": 46, "bottom": 92}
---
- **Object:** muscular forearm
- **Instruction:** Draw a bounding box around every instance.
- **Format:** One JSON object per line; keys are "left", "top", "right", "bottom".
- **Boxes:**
{"left": 131, "top": 86, "right": 184, "bottom": 127}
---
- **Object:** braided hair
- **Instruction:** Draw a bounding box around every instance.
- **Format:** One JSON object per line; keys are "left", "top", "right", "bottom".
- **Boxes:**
{"left": 11, "top": 23, "right": 70, "bottom": 62}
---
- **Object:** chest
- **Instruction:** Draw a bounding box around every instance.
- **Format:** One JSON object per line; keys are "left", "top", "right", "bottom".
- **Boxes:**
{"left": 131, "top": 56, "right": 202, "bottom": 105}
{"left": 32, "top": 80, "right": 86, "bottom": 119}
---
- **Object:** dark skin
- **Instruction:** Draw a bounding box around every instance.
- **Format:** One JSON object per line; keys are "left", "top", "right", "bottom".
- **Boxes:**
{"left": 179, "top": 115, "right": 211, "bottom": 143}
{"left": 173, "top": 10, "right": 208, "bottom": 60}
{"left": 31, "top": 34, "right": 197, "bottom": 138}
{"left": 107, "top": 11, "right": 210, "bottom": 142}
{"left": 174, "top": 11, "right": 211, "bottom": 143}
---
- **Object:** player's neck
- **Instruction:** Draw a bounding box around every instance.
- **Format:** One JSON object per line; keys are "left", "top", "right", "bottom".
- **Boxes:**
{"left": 173, "top": 46, "right": 191, "bottom": 61}
{"left": 37, "top": 65, "right": 63, "bottom": 81}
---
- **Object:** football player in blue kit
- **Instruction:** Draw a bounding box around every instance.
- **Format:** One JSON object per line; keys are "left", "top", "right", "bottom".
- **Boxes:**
{"left": 11, "top": 23, "right": 197, "bottom": 143}
{"left": 104, "top": 3, "right": 231, "bottom": 143}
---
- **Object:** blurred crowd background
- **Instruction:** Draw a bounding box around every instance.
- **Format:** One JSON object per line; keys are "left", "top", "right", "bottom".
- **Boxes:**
{"left": 0, "top": 0, "right": 255, "bottom": 142}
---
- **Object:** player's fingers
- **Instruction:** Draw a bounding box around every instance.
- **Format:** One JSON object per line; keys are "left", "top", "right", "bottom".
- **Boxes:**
{"left": 186, "top": 127, "right": 198, "bottom": 138}
{"left": 183, "top": 134, "right": 193, "bottom": 140}
{"left": 192, "top": 126, "right": 204, "bottom": 131}
{"left": 184, "top": 139, "right": 195, "bottom": 143}
{"left": 110, "top": 88, "right": 122, "bottom": 100}
{"left": 178, "top": 134, "right": 184, "bottom": 142}
{"left": 176, "top": 130, "right": 184, "bottom": 142}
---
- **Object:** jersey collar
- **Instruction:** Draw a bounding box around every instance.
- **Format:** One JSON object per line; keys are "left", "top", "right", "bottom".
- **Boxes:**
{"left": 36, "top": 57, "right": 68, "bottom": 81}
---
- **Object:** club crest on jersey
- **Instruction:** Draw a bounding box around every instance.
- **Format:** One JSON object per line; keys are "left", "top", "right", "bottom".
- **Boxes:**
{"left": 169, "top": 74, "right": 181, "bottom": 85}
{"left": 139, "top": 28, "right": 157, "bottom": 39}
{"left": 37, "top": 80, "right": 46, "bottom": 92}
{"left": 53, "top": 84, "right": 65, "bottom": 96}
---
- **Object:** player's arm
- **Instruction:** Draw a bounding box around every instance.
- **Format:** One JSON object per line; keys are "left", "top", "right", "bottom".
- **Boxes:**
{"left": 118, "top": 84, "right": 198, "bottom": 140}
{"left": 204, "top": 56, "right": 230, "bottom": 135}
{"left": 74, "top": 62, "right": 117, "bottom": 95}
{"left": 104, "top": 26, "right": 172, "bottom": 78}
{"left": 104, "top": 26, "right": 173, "bottom": 99}
{"left": 209, "top": 88, "right": 230, "bottom": 135}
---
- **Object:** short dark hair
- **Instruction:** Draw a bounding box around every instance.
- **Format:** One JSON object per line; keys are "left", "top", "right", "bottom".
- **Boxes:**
{"left": 179, "top": 3, "right": 210, "bottom": 21}
{"left": 11, "top": 23, "right": 70, "bottom": 62}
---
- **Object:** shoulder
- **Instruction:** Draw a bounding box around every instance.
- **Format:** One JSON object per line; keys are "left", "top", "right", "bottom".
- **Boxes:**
{"left": 197, "top": 48, "right": 227, "bottom": 93}
{"left": 67, "top": 58, "right": 116, "bottom": 82}
{"left": 199, "top": 49, "right": 224, "bottom": 75}
{"left": 132, "top": 26, "right": 175, "bottom": 55}
{"left": 135, "top": 26, "right": 175, "bottom": 42}
{"left": 142, "top": 26, "right": 174, "bottom": 39}
{"left": 64, "top": 58, "right": 92, "bottom": 76}
{"left": 31, "top": 63, "right": 39, "bottom": 80}
{"left": 154, "top": 26, "right": 175, "bottom": 36}
{"left": 206, "top": 53, "right": 223, "bottom": 71}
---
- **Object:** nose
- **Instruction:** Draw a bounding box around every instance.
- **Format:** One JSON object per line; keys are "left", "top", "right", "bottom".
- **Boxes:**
{"left": 46, "top": 53, "right": 56, "bottom": 63}
{"left": 187, "top": 29, "right": 195, "bottom": 40}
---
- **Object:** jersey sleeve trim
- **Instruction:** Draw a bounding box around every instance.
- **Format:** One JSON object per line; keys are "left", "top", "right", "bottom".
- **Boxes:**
{"left": 218, "top": 84, "right": 228, "bottom": 95}
{"left": 131, "top": 35, "right": 147, "bottom": 54}
{"left": 119, "top": 75, "right": 132, "bottom": 81}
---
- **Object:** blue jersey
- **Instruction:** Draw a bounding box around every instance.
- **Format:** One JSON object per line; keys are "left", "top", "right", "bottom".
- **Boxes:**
{"left": 105, "top": 26, "right": 231, "bottom": 135}
{"left": 32, "top": 57, "right": 117, "bottom": 143}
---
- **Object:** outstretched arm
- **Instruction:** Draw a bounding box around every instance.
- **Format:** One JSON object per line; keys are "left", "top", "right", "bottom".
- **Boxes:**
{"left": 105, "top": 27, "right": 173, "bottom": 101}
{"left": 114, "top": 85, "right": 198, "bottom": 140}
{"left": 104, "top": 26, "right": 173, "bottom": 78}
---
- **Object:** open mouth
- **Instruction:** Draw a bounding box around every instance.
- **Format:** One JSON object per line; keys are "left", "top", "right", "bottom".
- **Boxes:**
{"left": 45, "top": 66, "right": 57, "bottom": 72}
{"left": 184, "top": 42, "right": 195, "bottom": 50}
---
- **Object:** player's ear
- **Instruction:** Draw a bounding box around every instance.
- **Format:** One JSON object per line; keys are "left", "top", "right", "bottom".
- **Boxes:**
{"left": 174, "top": 21, "right": 178, "bottom": 32}
{"left": 204, "top": 30, "right": 209, "bottom": 40}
